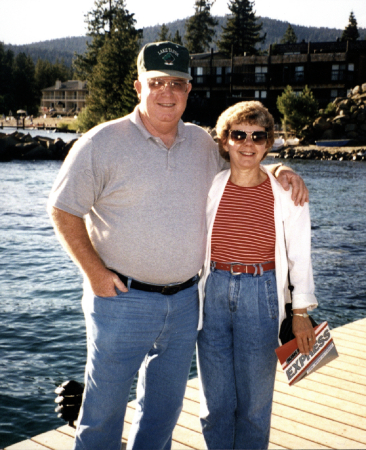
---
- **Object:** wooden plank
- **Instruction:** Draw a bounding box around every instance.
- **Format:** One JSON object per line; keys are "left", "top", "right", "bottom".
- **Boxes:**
{"left": 271, "top": 414, "right": 366, "bottom": 449}
{"left": 32, "top": 429, "right": 75, "bottom": 449}
{"left": 273, "top": 390, "right": 366, "bottom": 431}
{"left": 325, "top": 357, "right": 366, "bottom": 378}
{"left": 274, "top": 379, "right": 366, "bottom": 417}
{"left": 269, "top": 426, "right": 330, "bottom": 449}
{"left": 314, "top": 364, "right": 366, "bottom": 387}
{"left": 340, "top": 322, "right": 366, "bottom": 335}
{"left": 272, "top": 400, "right": 366, "bottom": 445}
{"left": 183, "top": 385, "right": 200, "bottom": 403}
{"left": 4, "top": 440, "right": 51, "bottom": 450}
{"left": 298, "top": 370, "right": 366, "bottom": 396}
{"left": 331, "top": 329, "right": 366, "bottom": 345}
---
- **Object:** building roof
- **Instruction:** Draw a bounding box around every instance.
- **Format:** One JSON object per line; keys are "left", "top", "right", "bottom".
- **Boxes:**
{"left": 42, "top": 80, "right": 87, "bottom": 92}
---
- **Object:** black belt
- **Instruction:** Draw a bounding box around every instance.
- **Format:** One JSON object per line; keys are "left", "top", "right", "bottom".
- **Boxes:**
{"left": 110, "top": 270, "right": 198, "bottom": 296}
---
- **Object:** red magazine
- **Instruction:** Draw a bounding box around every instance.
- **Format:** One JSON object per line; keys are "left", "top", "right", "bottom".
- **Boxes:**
{"left": 275, "top": 321, "right": 338, "bottom": 386}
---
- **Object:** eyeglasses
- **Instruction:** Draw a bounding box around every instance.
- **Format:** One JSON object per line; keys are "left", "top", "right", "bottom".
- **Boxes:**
{"left": 228, "top": 130, "right": 268, "bottom": 145}
{"left": 147, "top": 78, "right": 189, "bottom": 94}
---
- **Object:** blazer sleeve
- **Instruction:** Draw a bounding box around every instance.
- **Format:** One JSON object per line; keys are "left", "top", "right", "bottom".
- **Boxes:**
{"left": 283, "top": 199, "right": 318, "bottom": 311}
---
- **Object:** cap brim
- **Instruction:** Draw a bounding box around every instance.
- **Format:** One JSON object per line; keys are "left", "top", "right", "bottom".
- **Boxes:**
{"left": 138, "top": 70, "right": 192, "bottom": 81}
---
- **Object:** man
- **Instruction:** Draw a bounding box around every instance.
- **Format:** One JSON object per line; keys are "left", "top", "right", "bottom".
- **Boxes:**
{"left": 48, "top": 41, "right": 308, "bottom": 450}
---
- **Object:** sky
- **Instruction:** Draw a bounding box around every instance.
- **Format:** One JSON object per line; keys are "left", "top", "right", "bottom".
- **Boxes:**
{"left": 1, "top": 0, "right": 365, "bottom": 46}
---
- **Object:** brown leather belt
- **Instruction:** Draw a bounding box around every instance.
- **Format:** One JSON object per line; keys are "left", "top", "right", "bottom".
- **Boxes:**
{"left": 212, "top": 261, "right": 275, "bottom": 276}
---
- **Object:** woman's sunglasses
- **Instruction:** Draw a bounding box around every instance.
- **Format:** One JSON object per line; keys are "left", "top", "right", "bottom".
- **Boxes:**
{"left": 228, "top": 130, "right": 268, "bottom": 145}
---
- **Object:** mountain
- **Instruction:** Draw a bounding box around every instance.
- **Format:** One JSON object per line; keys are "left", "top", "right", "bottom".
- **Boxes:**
{"left": 4, "top": 16, "right": 366, "bottom": 67}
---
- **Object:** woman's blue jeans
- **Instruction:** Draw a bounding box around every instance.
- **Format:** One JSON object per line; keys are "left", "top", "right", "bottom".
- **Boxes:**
{"left": 73, "top": 282, "right": 199, "bottom": 450}
{"left": 197, "top": 269, "right": 279, "bottom": 450}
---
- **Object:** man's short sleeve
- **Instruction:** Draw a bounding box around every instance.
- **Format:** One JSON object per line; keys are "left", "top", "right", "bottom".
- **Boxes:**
{"left": 48, "top": 136, "right": 101, "bottom": 218}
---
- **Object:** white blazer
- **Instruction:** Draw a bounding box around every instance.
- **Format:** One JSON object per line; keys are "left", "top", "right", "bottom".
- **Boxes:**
{"left": 198, "top": 166, "right": 318, "bottom": 333}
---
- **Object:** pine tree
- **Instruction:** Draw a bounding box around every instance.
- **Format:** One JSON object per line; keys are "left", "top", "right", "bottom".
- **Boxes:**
{"left": 341, "top": 11, "right": 360, "bottom": 42}
{"left": 185, "top": 0, "right": 218, "bottom": 54}
{"left": 172, "top": 30, "right": 183, "bottom": 46}
{"left": 158, "top": 24, "right": 172, "bottom": 42}
{"left": 217, "top": 0, "right": 266, "bottom": 56}
{"left": 0, "top": 43, "right": 15, "bottom": 115}
{"left": 74, "top": 0, "right": 142, "bottom": 130}
{"left": 12, "top": 52, "right": 38, "bottom": 115}
{"left": 280, "top": 24, "right": 297, "bottom": 44}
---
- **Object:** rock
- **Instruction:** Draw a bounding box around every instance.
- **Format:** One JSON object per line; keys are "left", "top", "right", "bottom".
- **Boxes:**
{"left": 345, "top": 123, "right": 357, "bottom": 132}
{"left": 22, "top": 145, "right": 54, "bottom": 160}
{"left": 352, "top": 86, "right": 361, "bottom": 96}
{"left": 0, "top": 135, "right": 19, "bottom": 161}
{"left": 0, "top": 132, "right": 78, "bottom": 161}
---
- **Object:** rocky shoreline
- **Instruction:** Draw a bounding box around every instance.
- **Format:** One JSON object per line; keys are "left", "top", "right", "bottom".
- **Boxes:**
{"left": 0, "top": 130, "right": 77, "bottom": 162}
{"left": 1, "top": 130, "right": 366, "bottom": 163}
{"left": 272, "top": 145, "right": 366, "bottom": 161}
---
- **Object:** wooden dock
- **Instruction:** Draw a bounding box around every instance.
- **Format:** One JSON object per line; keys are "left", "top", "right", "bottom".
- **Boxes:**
{"left": 5, "top": 317, "right": 366, "bottom": 450}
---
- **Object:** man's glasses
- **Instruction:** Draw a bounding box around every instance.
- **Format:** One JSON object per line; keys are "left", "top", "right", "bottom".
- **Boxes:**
{"left": 228, "top": 130, "right": 268, "bottom": 145}
{"left": 147, "top": 78, "right": 189, "bottom": 94}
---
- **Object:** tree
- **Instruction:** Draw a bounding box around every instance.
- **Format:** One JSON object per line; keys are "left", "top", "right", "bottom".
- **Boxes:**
{"left": 12, "top": 52, "right": 38, "bottom": 115}
{"left": 277, "top": 85, "right": 319, "bottom": 137}
{"left": 172, "top": 30, "right": 183, "bottom": 46}
{"left": 35, "top": 58, "right": 72, "bottom": 92}
{"left": 185, "top": 0, "right": 218, "bottom": 54}
{"left": 341, "top": 11, "right": 360, "bottom": 42}
{"left": 74, "top": 0, "right": 142, "bottom": 130}
{"left": 0, "top": 42, "right": 15, "bottom": 115}
{"left": 158, "top": 24, "right": 172, "bottom": 41}
{"left": 280, "top": 24, "right": 297, "bottom": 44}
{"left": 217, "top": 0, "right": 266, "bottom": 56}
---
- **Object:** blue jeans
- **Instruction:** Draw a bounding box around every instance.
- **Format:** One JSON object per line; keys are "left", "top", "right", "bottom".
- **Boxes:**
{"left": 197, "top": 269, "right": 279, "bottom": 450}
{"left": 74, "top": 282, "right": 199, "bottom": 450}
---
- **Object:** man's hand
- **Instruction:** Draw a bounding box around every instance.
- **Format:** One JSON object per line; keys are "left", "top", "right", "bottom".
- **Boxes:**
{"left": 276, "top": 168, "right": 309, "bottom": 206}
{"left": 88, "top": 267, "right": 128, "bottom": 297}
{"left": 49, "top": 207, "right": 128, "bottom": 297}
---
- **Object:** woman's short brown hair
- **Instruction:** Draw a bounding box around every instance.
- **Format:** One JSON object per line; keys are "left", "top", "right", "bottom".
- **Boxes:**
{"left": 215, "top": 101, "right": 275, "bottom": 162}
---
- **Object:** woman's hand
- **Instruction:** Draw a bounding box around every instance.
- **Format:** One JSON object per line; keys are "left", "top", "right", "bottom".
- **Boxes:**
{"left": 292, "top": 310, "right": 316, "bottom": 355}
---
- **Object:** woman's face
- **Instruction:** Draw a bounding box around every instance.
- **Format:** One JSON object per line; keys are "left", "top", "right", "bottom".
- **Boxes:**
{"left": 223, "top": 122, "right": 269, "bottom": 172}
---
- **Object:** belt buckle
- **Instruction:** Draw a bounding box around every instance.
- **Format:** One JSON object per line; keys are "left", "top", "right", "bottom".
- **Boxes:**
{"left": 230, "top": 263, "right": 243, "bottom": 276}
{"left": 161, "top": 285, "right": 180, "bottom": 295}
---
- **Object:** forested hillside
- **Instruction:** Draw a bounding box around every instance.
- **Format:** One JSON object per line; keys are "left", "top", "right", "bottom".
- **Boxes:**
{"left": 4, "top": 16, "right": 365, "bottom": 67}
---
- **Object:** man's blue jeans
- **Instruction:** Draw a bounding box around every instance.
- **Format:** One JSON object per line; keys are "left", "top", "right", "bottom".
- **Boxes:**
{"left": 73, "top": 282, "right": 199, "bottom": 450}
{"left": 197, "top": 269, "right": 279, "bottom": 450}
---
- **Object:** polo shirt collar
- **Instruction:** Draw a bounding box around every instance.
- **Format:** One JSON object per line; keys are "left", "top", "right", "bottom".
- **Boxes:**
{"left": 130, "top": 106, "right": 186, "bottom": 146}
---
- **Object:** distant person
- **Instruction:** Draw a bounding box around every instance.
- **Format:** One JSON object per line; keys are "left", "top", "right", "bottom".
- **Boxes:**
{"left": 197, "top": 101, "right": 317, "bottom": 450}
{"left": 48, "top": 42, "right": 308, "bottom": 450}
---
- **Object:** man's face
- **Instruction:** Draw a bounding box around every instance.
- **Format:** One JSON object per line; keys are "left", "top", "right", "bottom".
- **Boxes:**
{"left": 135, "top": 76, "right": 192, "bottom": 131}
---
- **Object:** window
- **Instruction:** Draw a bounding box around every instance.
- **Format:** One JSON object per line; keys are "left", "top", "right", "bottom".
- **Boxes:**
{"left": 294, "top": 66, "right": 304, "bottom": 82}
{"left": 216, "top": 67, "right": 222, "bottom": 84}
{"left": 196, "top": 67, "right": 204, "bottom": 84}
{"left": 330, "top": 89, "right": 338, "bottom": 100}
{"left": 255, "top": 66, "right": 268, "bottom": 83}
{"left": 331, "top": 64, "right": 346, "bottom": 81}
{"left": 255, "top": 90, "right": 267, "bottom": 99}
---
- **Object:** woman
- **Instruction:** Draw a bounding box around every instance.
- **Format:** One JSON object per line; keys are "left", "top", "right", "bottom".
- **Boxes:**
{"left": 197, "top": 101, "right": 318, "bottom": 450}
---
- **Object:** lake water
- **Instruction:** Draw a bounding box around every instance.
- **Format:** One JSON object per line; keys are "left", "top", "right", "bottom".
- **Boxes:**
{"left": 1, "top": 154, "right": 366, "bottom": 447}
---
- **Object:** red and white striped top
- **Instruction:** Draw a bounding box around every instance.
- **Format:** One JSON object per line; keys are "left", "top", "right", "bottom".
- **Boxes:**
{"left": 211, "top": 177, "right": 276, "bottom": 264}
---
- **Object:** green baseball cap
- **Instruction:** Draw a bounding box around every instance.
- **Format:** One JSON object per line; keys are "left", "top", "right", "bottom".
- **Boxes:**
{"left": 137, "top": 41, "right": 192, "bottom": 81}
